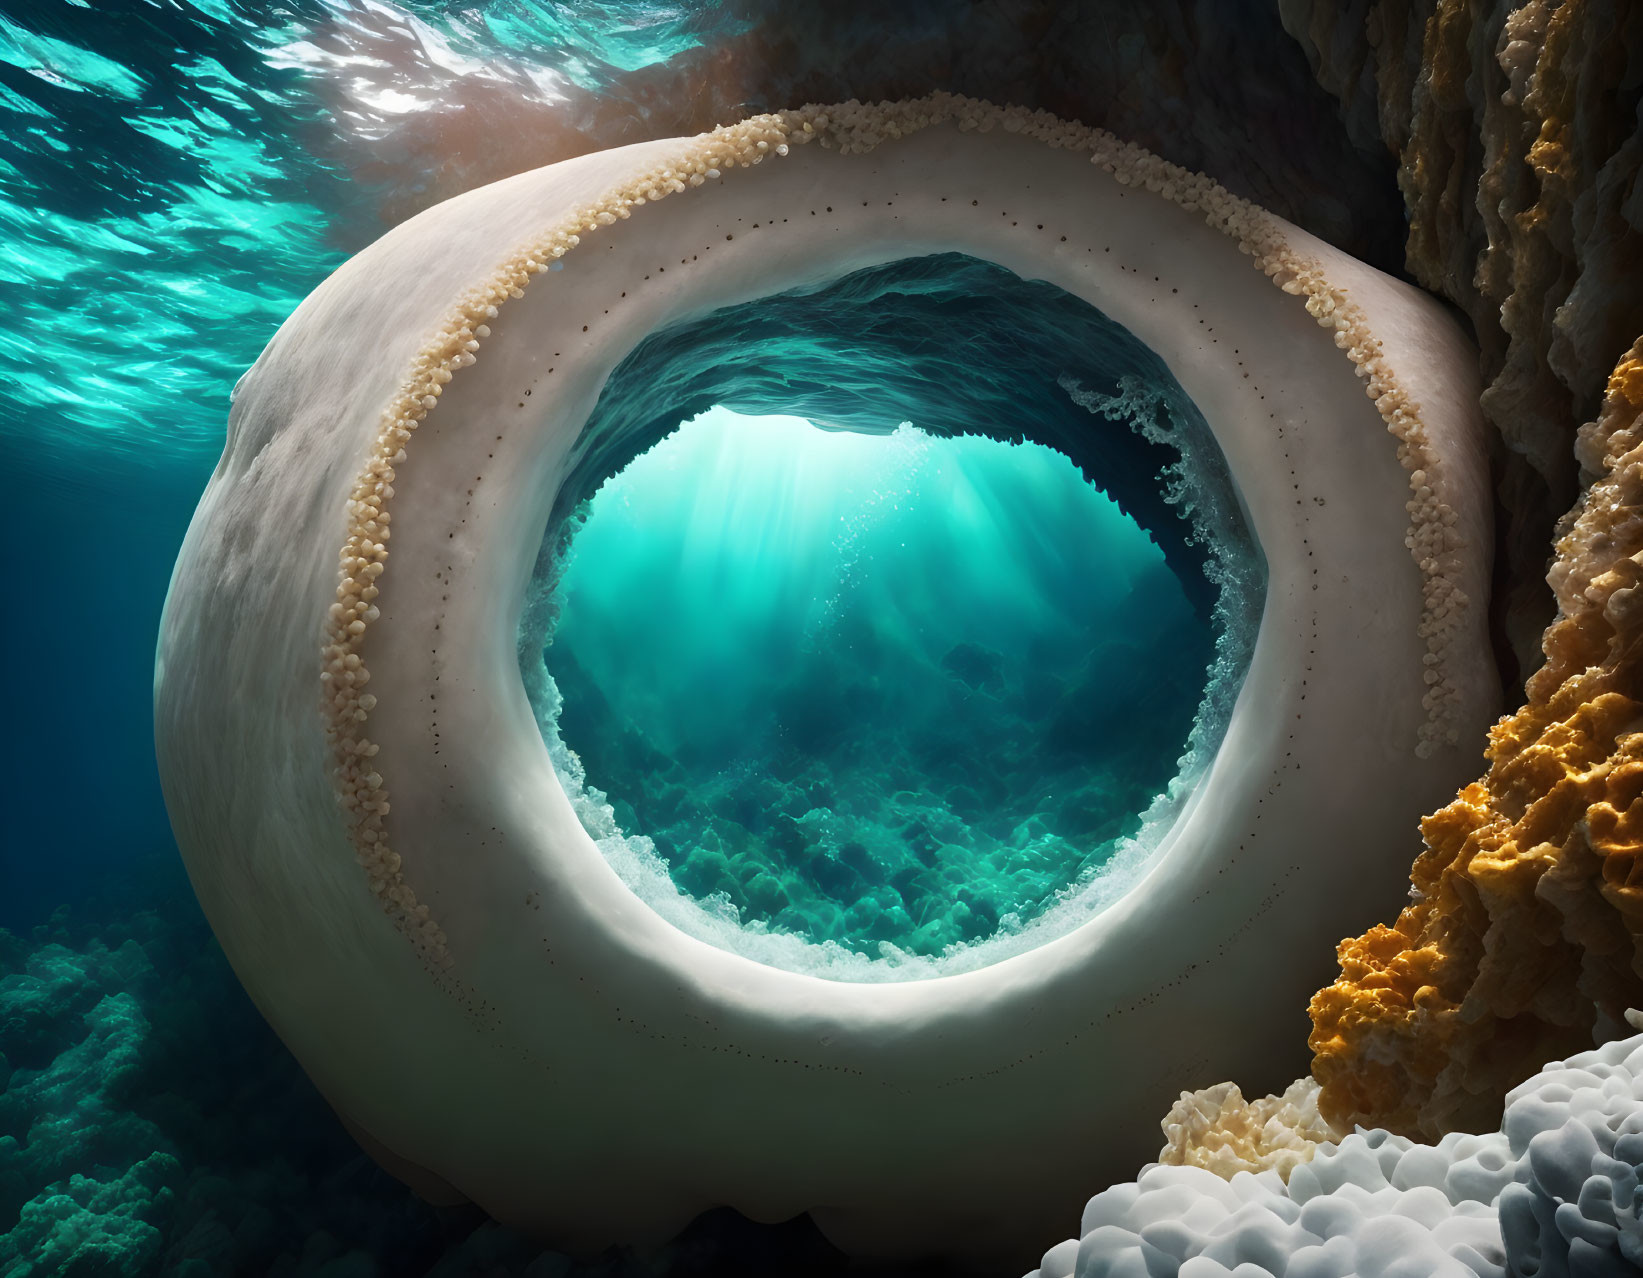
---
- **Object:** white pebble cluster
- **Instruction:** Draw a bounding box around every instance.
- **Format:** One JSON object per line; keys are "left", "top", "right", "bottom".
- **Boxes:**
{"left": 1028, "top": 1021, "right": 1643, "bottom": 1278}
{"left": 322, "top": 93, "right": 1468, "bottom": 962}
{"left": 1494, "top": 1022, "right": 1643, "bottom": 1275}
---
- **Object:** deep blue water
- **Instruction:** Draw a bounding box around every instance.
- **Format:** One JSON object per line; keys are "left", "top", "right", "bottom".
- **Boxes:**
{"left": 0, "top": 3, "right": 1291, "bottom": 1274}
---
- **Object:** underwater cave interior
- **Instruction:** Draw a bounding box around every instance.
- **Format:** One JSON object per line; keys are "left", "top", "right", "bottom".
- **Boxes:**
{"left": 6, "top": 1, "right": 1643, "bottom": 1276}
{"left": 524, "top": 252, "right": 1262, "bottom": 973}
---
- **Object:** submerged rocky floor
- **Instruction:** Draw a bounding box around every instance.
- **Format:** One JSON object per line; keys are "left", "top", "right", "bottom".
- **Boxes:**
{"left": 0, "top": 856, "right": 944, "bottom": 1278}
{"left": 552, "top": 616, "right": 1205, "bottom": 958}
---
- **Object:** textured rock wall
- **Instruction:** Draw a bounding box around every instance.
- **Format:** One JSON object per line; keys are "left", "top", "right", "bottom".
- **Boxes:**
{"left": 1282, "top": 0, "right": 1643, "bottom": 1143}
{"left": 1309, "top": 339, "right": 1643, "bottom": 1139}
{"left": 302, "top": 0, "right": 1408, "bottom": 279}
{"left": 1281, "top": 0, "right": 1643, "bottom": 681}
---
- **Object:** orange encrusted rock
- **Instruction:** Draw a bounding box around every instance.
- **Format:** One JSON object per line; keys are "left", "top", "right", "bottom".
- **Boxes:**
{"left": 1310, "top": 338, "right": 1643, "bottom": 1139}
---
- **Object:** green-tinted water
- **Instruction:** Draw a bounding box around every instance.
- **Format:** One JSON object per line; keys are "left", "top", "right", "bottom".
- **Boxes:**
{"left": 545, "top": 409, "right": 1211, "bottom": 960}
{"left": 522, "top": 254, "right": 1263, "bottom": 975}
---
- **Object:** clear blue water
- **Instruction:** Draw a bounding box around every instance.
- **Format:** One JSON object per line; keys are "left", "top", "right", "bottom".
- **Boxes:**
{"left": 0, "top": 3, "right": 1289, "bottom": 1272}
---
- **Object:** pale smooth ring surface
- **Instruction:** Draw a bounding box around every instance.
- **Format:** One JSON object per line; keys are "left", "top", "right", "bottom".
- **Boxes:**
{"left": 155, "top": 109, "right": 1497, "bottom": 1261}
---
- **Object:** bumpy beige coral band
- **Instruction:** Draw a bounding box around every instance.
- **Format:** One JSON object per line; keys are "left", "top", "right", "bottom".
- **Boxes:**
{"left": 317, "top": 93, "right": 1472, "bottom": 964}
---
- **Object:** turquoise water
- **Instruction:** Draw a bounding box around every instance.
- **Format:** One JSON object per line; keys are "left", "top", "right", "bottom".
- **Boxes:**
{"left": 546, "top": 411, "right": 1207, "bottom": 960}
{"left": 1, "top": 0, "right": 713, "bottom": 464}
{"left": 524, "top": 253, "right": 1262, "bottom": 975}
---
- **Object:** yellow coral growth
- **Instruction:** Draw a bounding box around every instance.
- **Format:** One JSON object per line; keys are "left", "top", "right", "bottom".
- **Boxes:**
{"left": 1310, "top": 337, "right": 1643, "bottom": 1139}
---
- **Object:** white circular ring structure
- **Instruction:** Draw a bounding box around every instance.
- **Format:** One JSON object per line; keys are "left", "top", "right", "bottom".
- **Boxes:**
{"left": 155, "top": 97, "right": 1498, "bottom": 1264}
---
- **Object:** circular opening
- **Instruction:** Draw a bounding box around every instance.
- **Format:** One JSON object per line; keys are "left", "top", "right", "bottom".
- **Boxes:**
{"left": 519, "top": 253, "right": 1266, "bottom": 980}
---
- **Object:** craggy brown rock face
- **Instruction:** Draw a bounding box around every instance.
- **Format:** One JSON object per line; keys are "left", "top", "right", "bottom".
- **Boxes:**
{"left": 1283, "top": 0, "right": 1643, "bottom": 684}
{"left": 1309, "top": 338, "right": 1643, "bottom": 1140}
{"left": 296, "top": 2, "right": 1407, "bottom": 278}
